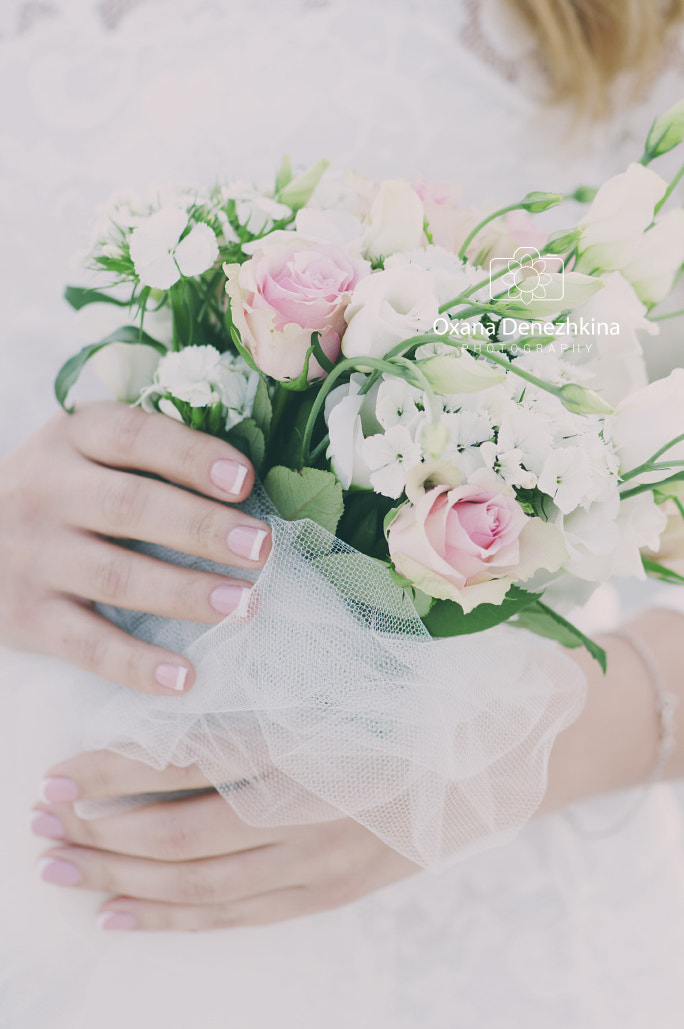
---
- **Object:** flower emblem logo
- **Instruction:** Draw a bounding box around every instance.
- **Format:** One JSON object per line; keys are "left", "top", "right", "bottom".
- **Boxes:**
{"left": 489, "top": 247, "right": 565, "bottom": 305}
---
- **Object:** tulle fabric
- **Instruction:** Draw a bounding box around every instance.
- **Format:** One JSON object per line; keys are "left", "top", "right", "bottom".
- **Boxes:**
{"left": 77, "top": 489, "right": 586, "bottom": 868}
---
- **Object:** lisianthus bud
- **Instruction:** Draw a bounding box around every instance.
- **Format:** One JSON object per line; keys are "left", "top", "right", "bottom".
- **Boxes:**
{"left": 420, "top": 350, "right": 506, "bottom": 393}
{"left": 645, "top": 99, "right": 684, "bottom": 160}
{"left": 277, "top": 158, "right": 330, "bottom": 211}
{"left": 558, "top": 383, "right": 614, "bottom": 416}
{"left": 520, "top": 191, "right": 563, "bottom": 213}
{"left": 572, "top": 186, "right": 598, "bottom": 204}
{"left": 543, "top": 228, "right": 581, "bottom": 255}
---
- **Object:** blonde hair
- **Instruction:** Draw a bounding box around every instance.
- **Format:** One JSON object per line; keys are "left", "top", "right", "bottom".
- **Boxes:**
{"left": 506, "top": 0, "right": 684, "bottom": 116}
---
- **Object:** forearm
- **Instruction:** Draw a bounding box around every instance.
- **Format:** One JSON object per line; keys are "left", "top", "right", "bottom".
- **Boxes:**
{"left": 537, "top": 608, "right": 684, "bottom": 818}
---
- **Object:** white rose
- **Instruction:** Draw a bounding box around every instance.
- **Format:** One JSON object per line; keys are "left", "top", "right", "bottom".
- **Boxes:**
{"left": 364, "top": 180, "right": 425, "bottom": 261}
{"left": 324, "top": 374, "right": 381, "bottom": 489}
{"left": 621, "top": 208, "right": 684, "bottom": 307}
{"left": 75, "top": 302, "right": 172, "bottom": 402}
{"left": 575, "top": 163, "right": 667, "bottom": 274}
{"left": 341, "top": 265, "right": 440, "bottom": 360}
{"left": 563, "top": 272, "right": 651, "bottom": 406}
{"left": 611, "top": 368, "right": 684, "bottom": 482}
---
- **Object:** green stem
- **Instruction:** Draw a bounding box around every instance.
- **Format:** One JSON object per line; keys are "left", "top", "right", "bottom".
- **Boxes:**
{"left": 619, "top": 434, "right": 684, "bottom": 483}
{"left": 654, "top": 160, "right": 684, "bottom": 215}
{"left": 648, "top": 307, "right": 684, "bottom": 322}
{"left": 300, "top": 356, "right": 413, "bottom": 465}
{"left": 457, "top": 203, "right": 522, "bottom": 262}
{"left": 620, "top": 471, "right": 684, "bottom": 501}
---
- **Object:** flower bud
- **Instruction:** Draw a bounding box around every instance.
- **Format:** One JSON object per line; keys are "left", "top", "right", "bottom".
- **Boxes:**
{"left": 645, "top": 99, "right": 684, "bottom": 160}
{"left": 277, "top": 158, "right": 329, "bottom": 211}
{"left": 520, "top": 191, "right": 563, "bottom": 213}
{"left": 420, "top": 351, "right": 506, "bottom": 393}
{"left": 543, "top": 228, "right": 581, "bottom": 255}
{"left": 558, "top": 383, "right": 614, "bottom": 416}
{"left": 421, "top": 420, "right": 450, "bottom": 458}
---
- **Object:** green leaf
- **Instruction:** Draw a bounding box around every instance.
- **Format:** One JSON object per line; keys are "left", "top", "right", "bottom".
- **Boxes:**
{"left": 514, "top": 600, "right": 607, "bottom": 672}
{"left": 54, "top": 327, "right": 167, "bottom": 411}
{"left": 263, "top": 465, "right": 344, "bottom": 534}
{"left": 64, "top": 285, "right": 131, "bottom": 311}
{"left": 422, "top": 585, "right": 542, "bottom": 638}
{"left": 252, "top": 377, "right": 273, "bottom": 436}
{"left": 275, "top": 154, "right": 293, "bottom": 193}
{"left": 642, "top": 557, "right": 684, "bottom": 586}
{"left": 226, "top": 418, "right": 265, "bottom": 473}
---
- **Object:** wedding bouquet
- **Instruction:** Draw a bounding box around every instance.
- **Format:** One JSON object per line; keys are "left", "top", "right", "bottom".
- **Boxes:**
{"left": 55, "top": 100, "right": 684, "bottom": 867}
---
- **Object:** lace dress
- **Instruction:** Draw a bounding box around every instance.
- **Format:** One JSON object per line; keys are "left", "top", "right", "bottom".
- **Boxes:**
{"left": 1, "top": 2, "right": 684, "bottom": 1026}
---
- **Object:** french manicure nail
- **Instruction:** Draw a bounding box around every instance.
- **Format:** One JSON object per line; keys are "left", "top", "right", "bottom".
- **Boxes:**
{"left": 227, "top": 526, "right": 268, "bottom": 562}
{"left": 97, "top": 911, "right": 138, "bottom": 932}
{"left": 210, "top": 460, "right": 249, "bottom": 496}
{"left": 30, "top": 811, "right": 65, "bottom": 840}
{"left": 209, "top": 584, "right": 252, "bottom": 618}
{"left": 39, "top": 776, "right": 79, "bottom": 804}
{"left": 38, "top": 857, "right": 82, "bottom": 886}
{"left": 154, "top": 664, "right": 188, "bottom": 692}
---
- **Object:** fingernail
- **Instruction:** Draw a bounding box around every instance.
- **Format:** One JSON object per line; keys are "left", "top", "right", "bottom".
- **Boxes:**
{"left": 38, "top": 857, "right": 82, "bottom": 886}
{"left": 210, "top": 460, "right": 249, "bottom": 496}
{"left": 39, "top": 776, "right": 79, "bottom": 803}
{"left": 209, "top": 584, "right": 252, "bottom": 618}
{"left": 97, "top": 911, "right": 138, "bottom": 932}
{"left": 30, "top": 811, "right": 65, "bottom": 840}
{"left": 154, "top": 664, "right": 188, "bottom": 692}
{"left": 227, "top": 526, "right": 268, "bottom": 562}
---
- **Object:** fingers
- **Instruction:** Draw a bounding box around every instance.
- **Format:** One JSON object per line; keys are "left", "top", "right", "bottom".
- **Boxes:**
{"left": 32, "top": 792, "right": 277, "bottom": 860}
{"left": 96, "top": 888, "right": 313, "bottom": 931}
{"left": 65, "top": 402, "right": 256, "bottom": 503}
{"left": 35, "top": 597, "right": 195, "bottom": 694}
{"left": 36, "top": 841, "right": 290, "bottom": 906}
{"left": 43, "top": 530, "right": 254, "bottom": 622}
{"left": 41, "top": 750, "right": 215, "bottom": 800}
{"left": 62, "top": 460, "right": 271, "bottom": 569}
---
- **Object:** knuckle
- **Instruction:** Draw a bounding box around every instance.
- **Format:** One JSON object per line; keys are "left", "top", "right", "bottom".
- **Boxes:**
{"left": 187, "top": 505, "right": 221, "bottom": 553}
{"left": 155, "top": 812, "right": 195, "bottom": 861}
{"left": 172, "top": 575, "right": 205, "bottom": 619}
{"left": 176, "top": 864, "right": 218, "bottom": 905}
{"left": 63, "top": 629, "right": 109, "bottom": 675}
{"left": 100, "top": 477, "right": 145, "bottom": 530}
{"left": 111, "top": 406, "right": 149, "bottom": 458}
{"left": 179, "top": 437, "right": 208, "bottom": 484}
{"left": 92, "top": 554, "right": 132, "bottom": 604}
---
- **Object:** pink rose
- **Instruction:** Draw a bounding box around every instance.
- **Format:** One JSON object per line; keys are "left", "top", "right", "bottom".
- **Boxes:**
{"left": 225, "top": 241, "right": 369, "bottom": 382}
{"left": 388, "top": 479, "right": 566, "bottom": 612}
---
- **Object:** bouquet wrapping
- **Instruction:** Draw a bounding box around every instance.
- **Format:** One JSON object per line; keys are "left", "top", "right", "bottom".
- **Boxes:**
{"left": 59, "top": 104, "right": 684, "bottom": 867}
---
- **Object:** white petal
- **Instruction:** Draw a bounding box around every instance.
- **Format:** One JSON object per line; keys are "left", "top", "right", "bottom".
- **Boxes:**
{"left": 175, "top": 223, "right": 219, "bottom": 278}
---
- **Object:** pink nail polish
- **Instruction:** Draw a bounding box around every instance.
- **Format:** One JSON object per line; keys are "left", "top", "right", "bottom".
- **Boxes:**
{"left": 209, "top": 584, "right": 251, "bottom": 617}
{"left": 227, "top": 526, "right": 268, "bottom": 562}
{"left": 97, "top": 911, "right": 138, "bottom": 932}
{"left": 39, "top": 776, "right": 79, "bottom": 803}
{"left": 210, "top": 460, "right": 249, "bottom": 496}
{"left": 38, "top": 857, "right": 82, "bottom": 886}
{"left": 30, "top": 812, "right": 65, "bottom": 840}
{"left": 154, "top": 664, "right": 188, "bottom": 692}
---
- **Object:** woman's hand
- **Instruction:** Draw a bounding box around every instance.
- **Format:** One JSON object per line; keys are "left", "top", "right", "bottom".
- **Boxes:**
{"left": 0, "top": 402, "right": 271, "bottom": 694}
{"left": 30, "top": 751, "right": 418, "bottom": 931}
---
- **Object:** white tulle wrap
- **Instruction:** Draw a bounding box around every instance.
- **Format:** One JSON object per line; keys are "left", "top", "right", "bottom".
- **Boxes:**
{"left": 84, "top": 489, "right": 586, "bottom": 869}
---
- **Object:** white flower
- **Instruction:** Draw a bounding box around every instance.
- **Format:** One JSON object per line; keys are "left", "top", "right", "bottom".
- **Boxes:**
{"left": 325, "top": 373, "right": 381, "bottom": 489}
{"left": 621, "top": 208, "right": 684, "bottom": 307}
{"left": 342, "top": 265, "right": 439, "bottom": 360}
{"left": 129, "top": 207, "right": 218, "bottom": 289}
{"left": 563, "top": 493, "right": 667, "bottom": 581}
{"left": 439, "top": 409, "right": 493, "bottom": 478}
{"left": 364, "top": 180, "right": 425, "bottom": 261}
{"left": 362, "top": 426, "right": 423, "bottom": 499}
{"left": 153, "top": 345, "right": 223, "bottom": 407}
{"left": 495, "top": 406, "right": 553, "bottom": 475}
{"left": 562, "top": 272, "right": 651, "bottom": 406}
{"left": 215, "top": 353, "right": 259, "bottom": 428}
{"left": 537, "top": 447, "right": 594, "bottom": 514}
{"left": 611, "top": 368, "right": 684, "bottom": 483}
{"left": 385, "top": 246, "right": 481, "bottom": 306}
{"left": 294, "top": 208, "right": 366, "bottom": 251}
{"left": 479, "top": 441, "right": 537, "bottom": 489}
{"left": 374, "top": 377, "right": 426, "bottom": 431}
{"left": 420, "top": 348, "right": 506, "bottom": 395}
{"left": 575, "top": 163, "right": 667, "bottom": 274}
